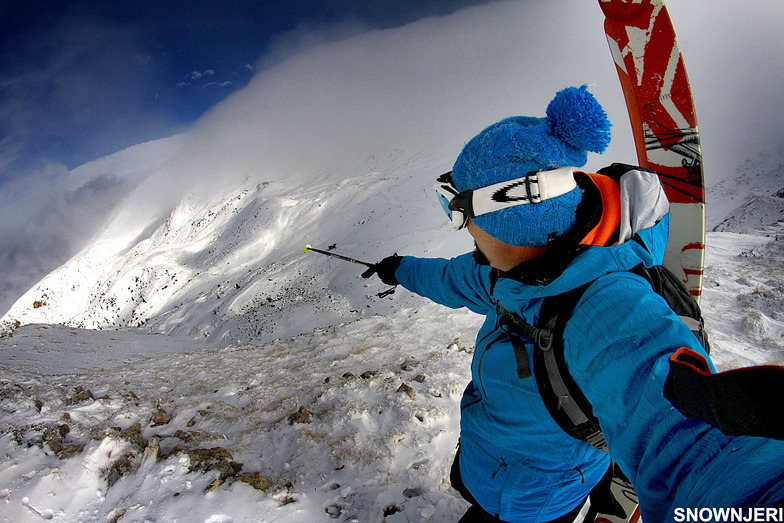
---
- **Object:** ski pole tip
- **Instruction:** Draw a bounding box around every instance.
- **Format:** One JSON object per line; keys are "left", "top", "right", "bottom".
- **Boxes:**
{"left": 303, "top": 244, "right": 312, "bottom": 253}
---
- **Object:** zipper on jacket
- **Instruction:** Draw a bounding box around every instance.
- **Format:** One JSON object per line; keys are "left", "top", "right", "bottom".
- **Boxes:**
{"left": 471, "top": 436, "right": 510, "bottom": 479}
{"left": 476, "top": 307, "right": 503, "bottom": 399}
{"left": 491, "top": 456, "right": 509, "bottom": 479}
{"left": 461, "top": 308, "right": 501, "bottom": 412}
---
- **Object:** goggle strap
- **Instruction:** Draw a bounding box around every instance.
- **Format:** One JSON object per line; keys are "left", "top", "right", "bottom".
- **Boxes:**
{"left": 468, "top": 167, "right": 577, "bottom": 218}
{"left": 434, "top": 167, "right": 577, "bottom": 230}
{"left": 448, "top": 191, "right": 475, "bottom": 219}
{"left": 537, "top": 166, "right": 578, "bottom": 201}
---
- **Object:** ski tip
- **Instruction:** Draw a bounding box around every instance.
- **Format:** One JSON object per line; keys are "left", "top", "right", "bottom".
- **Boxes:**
{"left": 303, "top": 244, "right": 312, "bottom": 253}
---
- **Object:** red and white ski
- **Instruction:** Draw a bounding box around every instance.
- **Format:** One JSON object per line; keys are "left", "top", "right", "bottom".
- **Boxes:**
{"left": 592, "top": 2, "right": 705, "bottom": 521}
{"left": 599, "top": 0, "right": 706, "bottom": 301}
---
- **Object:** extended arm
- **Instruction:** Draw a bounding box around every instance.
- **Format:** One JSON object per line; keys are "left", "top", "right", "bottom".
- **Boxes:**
{"left": 393, "top": 253, "right": 496, "bottom": 315}
{"left": 566, "top": 274, "right": 784, "bottom": 521}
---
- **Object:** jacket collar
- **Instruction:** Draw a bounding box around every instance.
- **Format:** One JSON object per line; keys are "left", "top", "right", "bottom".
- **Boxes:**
{"left": 501, "top": 171, "right": 609, "bottom": 287}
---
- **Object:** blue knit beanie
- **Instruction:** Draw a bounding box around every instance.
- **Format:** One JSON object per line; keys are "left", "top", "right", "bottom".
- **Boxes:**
{"left": 452, "top": 85, "right": 611, "bottom": 246}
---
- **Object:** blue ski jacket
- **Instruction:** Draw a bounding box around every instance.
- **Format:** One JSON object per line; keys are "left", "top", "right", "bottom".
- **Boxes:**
{"left": 394, "top": 213, "right": 784, "bottom": 522}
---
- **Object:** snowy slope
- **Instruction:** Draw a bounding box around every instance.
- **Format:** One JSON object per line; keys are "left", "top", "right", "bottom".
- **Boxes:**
{"left": 1, "top": 160, "right": 466, "bottom": 345}
{"left": 0, "top": 303, "right": 482, "bottom": 522}
{"left": 0, "top": 0, "right": 633, "bottom": 344}
{"left": 707, "top": 153, "right": 784, "bottom": 232}
{"left": 0, "top": 220, "right": 782, "bottom": 523}
{"left": 65, "top": 134, "right": 189, "bottom": 194}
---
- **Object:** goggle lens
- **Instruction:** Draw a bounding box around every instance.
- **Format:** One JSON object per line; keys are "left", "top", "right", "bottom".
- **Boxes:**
{"left": 437, "top": 191, "right": 453, "bottom": 220}
{"left": 434, "top": 171, "right": 468, "bottom": 230}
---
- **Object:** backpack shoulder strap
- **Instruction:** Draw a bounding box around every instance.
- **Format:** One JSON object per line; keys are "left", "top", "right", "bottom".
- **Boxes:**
{"left": 533, "top": 284, "right": 608, "bottom": 451}
{"left": 498, "top": 284, "right": 608, "bottom": 452}
{"left": 628, "top": 264, "right": 710, "bottom": 352}
{"left": 499, "top": 264, "right": 711, "bottom": 452}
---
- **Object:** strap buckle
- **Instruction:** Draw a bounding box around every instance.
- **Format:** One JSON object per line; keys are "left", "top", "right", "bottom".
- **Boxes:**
{"left": 537, "top": 328, "right": 554, "bottom": 351}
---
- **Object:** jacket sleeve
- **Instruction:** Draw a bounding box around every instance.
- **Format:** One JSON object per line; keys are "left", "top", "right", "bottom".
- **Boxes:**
{"left": 393, "top": 253, "right": 496, "bottom": 315}
{"left": 565, "top": 273, "right": 784, "bottom": 521}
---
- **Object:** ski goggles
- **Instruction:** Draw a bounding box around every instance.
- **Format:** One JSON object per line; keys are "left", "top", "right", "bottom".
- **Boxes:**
{"left": 434, "top": 166, "right": 578, "bottom": 230}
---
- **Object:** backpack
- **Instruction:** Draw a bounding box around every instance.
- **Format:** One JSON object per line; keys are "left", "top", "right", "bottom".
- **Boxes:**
{"left": 498, "top": 263, "right": 709, "bottom": 451}
{"left": 496, "top": 163, "right": 784, "bottom": 447}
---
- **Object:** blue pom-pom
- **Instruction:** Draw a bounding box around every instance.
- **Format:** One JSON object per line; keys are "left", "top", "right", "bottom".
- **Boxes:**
{"left": 546, "top": 85, "right": 611, "bottom": 154}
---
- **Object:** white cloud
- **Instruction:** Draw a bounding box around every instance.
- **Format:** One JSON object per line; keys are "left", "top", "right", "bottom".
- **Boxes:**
{"left": 254, "top": 18, "right": 373, "bottom": 73}
{"left": 187, "top": 69, "right": 217, "bottom": 81}
{"left": 0, "top": 10, "right": 182, "bottom": 313}
{"left": 2, "top": 0, "right": 782, "bottom": 316}
{"left": 0, "top": 163, "right": 127, "bottom": 315}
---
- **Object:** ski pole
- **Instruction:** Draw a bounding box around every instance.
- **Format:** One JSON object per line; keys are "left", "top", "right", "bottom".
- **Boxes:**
{"left": 303, "top": 244, "right": 374, "bottom": 268}
{"left": 304, "top": 244, "right": 396, "bottom": 298}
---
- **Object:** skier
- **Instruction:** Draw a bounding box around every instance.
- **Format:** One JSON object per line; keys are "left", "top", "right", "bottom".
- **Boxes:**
{"left": 363, "top": 86, "right": 784, "bottom": 522}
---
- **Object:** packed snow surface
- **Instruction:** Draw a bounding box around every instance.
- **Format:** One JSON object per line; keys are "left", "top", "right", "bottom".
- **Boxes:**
{"left": 0, "top": 304, "right": 481, "bottom": 522}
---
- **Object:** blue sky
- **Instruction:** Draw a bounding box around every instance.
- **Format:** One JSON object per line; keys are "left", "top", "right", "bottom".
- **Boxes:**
{"left": 0, "top": 0, "right": 494, "bottom": 183}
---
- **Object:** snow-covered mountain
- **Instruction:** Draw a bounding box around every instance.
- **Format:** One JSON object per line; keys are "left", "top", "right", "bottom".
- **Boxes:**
{"left": 1, "top": 222, "right": 783, "bottom": 523}
{"left": 1, "top": 1, "right": 783, "bottom": 522}
{"left": 2, "top": 0, "right": 635, "bottom": 344}
{"left": 2, "top": 0, "right": 783, "bottom": 344}
{"left": 707, "top": 154, "right": 784, "bottom": 233}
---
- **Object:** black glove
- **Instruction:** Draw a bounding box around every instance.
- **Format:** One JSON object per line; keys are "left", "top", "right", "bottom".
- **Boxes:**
{"left": 361, "top": 254, "right": 403, "bottom": 286}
